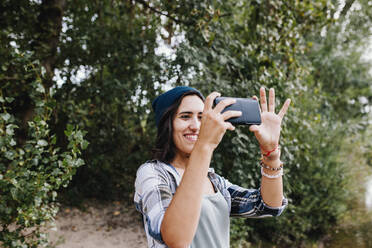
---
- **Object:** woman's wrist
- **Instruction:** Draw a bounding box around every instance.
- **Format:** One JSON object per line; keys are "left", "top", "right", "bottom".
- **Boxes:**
{"left": 260, "top": 144, "right": 278, "bottom": 155}
{"left": 260, "top": 159, "right": 283, "bottom": 179}
{"left": 261, "top": 157, "right": 282, "bottom": 169}
{"left": 261, "top": 147, "right": 280, "bottom": 161}
{"left": 260, "top": 159, "right": 283, "bottom": 171}
{"left": 261, "top": 167, "right": 283, "bottom": 179}
{"left": 193, "top": 140, "right": 215, "bottom": 155}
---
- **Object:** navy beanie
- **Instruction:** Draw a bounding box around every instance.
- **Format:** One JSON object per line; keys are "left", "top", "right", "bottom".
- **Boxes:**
{"left": 152, "top": 86, "right": 203, "bottom": 127}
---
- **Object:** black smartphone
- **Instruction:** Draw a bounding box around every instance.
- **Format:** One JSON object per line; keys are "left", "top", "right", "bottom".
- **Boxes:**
{"left": 214, "top": 97, "right": 261, "bottom": 125}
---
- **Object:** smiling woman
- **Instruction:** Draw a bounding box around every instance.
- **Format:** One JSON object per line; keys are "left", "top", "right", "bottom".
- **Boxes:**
{"left": 134, "top": 86, "right": 291, "bottom": 248}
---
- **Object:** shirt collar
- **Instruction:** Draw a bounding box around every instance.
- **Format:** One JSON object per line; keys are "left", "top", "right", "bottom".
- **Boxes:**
{"left": 157, "top": 160, "right": 215, "bottom": 185}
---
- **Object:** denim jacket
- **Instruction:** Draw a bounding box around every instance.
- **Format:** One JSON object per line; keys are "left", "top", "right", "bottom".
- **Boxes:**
{"left": 134, "top": 160, "right": 287, "bottom": 248}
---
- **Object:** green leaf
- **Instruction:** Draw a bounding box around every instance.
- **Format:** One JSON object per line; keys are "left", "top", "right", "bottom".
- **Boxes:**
{"left": 1, "top": 113, "right": 11, "bottom": 121}
{"left": 51, "top": 136, "right": 57, "bottom": 145}
{"left": 37, "top": 139, "right": 48, "bottom": 146}
{"left": 35, "top": 83, "right": 45, "bottom": 93}
{"left": 5, "top": 97, "right": 15, "bottom": 103}
{"left": 10, "top": 139, "right": 16, "bottom": 146}
{"left": 75, "top": 158, "right": 85, "bottom": 167}
{"left": 67, "top": 124, "right": 74, "bottom": 132}
{"left": 52, "top": 191, "right": 57, "bottom": 200}
{"left": 10, "top": 187, "right": 18, "bottom": 200}
{"left": 81, "top": 140, "right": 89, "bottom": 150}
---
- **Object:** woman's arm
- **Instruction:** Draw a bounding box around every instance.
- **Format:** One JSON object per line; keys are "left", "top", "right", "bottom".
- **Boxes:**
{"left": 161, "top": 93, "right": 241, "bottom": 247}
{"left": 160, "top": 143, "right": 214, "bottom": 247}
{"left": 260, "top": 150, "right": 283, "bottom": 207}
{"left": 249, "top": 87, "right": 291, "bottom": 207}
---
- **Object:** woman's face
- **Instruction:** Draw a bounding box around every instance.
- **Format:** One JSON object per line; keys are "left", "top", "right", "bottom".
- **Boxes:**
{"left": 172, "top": 95, "right": 204, "bottom": 156}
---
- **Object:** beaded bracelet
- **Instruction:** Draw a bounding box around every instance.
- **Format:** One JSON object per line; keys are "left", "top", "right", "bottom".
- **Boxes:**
{"left": 259, "top": 160, "right": 283, "bottom": 171}
{"left": 261, "top": 167, "right": 283, "bottom": 179}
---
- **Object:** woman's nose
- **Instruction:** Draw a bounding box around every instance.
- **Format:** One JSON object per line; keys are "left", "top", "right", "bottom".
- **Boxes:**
{"left": 189, "top": 116, "right": 201, "bottom": 130}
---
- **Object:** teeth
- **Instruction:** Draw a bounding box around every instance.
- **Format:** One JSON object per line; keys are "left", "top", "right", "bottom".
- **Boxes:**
{"left": 185, "top": 135, "right": 198, "bottom": 141}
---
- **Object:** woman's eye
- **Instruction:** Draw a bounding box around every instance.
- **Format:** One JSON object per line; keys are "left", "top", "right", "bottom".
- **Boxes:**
{"left": 180, "top": 115, "right": 190, "bottom": 119}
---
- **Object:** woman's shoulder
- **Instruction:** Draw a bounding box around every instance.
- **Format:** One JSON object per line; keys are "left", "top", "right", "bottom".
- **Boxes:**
{"left": 137, "top": 159, "right": 158, "bottom": 170}
{"left": 136, "top": 159, "right": 170, "bottom": 178}
{"left": 135, "top": 160, "right": 176, "bottom": 195}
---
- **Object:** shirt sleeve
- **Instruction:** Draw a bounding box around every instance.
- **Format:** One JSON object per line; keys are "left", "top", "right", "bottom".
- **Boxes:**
{"left": 216, "top": 175, "right": 288, "bottom": 218}
{"left": 134, "top": 162, "right": 173, "bottom": 244}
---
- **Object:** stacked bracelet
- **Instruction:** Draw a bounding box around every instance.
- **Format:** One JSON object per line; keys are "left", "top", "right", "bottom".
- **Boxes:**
{"left": 259, "top": 160, "right": 283, "bottom": 171}
{"left": 259, "top": 146, "right": 284, "bottom": 178}
{"left": 261, "top": 167, "right": 283, "bottom": 179}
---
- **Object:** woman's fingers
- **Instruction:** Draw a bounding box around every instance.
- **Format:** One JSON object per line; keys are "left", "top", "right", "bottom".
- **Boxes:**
{"left": 278, "top": 98, "right": 291, "bottom": 119}
{"left": 204, "top": 92, "right": 221, "bottom": 111}
{"left": 268, "top": 88, "right": 275, "bottom": 113}
{"left": 221, "top": 110, "right": 242, "bottom": 121}
{"left": 203, "top": 93, "right": 239, "bottom": 133}
{"left": 260, "top": 87, "right": 268, "bottom": 112}
{"left": 225, "top": 122, "right": 236, "bottom": 131}
{"left": 213, "top": 98, "right": 236, "bottom": 113}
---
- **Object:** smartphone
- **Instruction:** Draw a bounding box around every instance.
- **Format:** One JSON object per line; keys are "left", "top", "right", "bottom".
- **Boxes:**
{"left": 214, "top": 97, "right": 261, "bottom": 125}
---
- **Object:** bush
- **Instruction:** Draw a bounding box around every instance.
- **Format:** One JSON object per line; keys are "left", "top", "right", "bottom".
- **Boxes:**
{"left": 0, "top": 51, "right": 87, "bottom": 247}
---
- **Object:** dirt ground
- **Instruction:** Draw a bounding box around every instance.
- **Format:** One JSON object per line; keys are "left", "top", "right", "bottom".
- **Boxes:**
{"left": 47, "top": 200, "right": 147, "bottom": 248}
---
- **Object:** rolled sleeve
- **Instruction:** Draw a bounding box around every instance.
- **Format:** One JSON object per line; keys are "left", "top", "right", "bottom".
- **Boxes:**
{"left": 226, "top": 182, "right": 288, "bottom": 218}
{"left": 253, "top": 190, "right": 287, "bottom": 217}
{"left": 134, "top": 163, "right": 173, "bottom": 244}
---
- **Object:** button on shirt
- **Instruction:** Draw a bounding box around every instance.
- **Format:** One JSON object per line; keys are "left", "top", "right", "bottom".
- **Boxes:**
{"left": 134, "top": 160, "right": 288, "bottom": 248}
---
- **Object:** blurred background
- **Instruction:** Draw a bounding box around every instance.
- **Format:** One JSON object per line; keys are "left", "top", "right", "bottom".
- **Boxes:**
{"left": 1, "top": 0, "right": 372, "bottom": 247}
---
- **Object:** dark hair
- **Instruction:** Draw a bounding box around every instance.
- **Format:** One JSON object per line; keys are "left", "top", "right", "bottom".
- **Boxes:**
{"left": 152, "top": 90, "right": 204, "bottom": 163}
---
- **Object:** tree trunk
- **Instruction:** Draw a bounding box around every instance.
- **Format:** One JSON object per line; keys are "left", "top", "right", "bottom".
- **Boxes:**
{"left": 35, "top": 0, "right": 66, "bottom": 90}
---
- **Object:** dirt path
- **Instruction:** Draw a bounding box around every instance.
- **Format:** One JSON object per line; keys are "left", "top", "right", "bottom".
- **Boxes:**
{"left": 47, "top": 200, "right": 147, "bottom": 248}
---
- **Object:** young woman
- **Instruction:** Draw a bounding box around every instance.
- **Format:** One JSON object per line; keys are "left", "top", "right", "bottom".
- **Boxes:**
{"left": 134, "top": 86, "right": 291, "bottom": 248}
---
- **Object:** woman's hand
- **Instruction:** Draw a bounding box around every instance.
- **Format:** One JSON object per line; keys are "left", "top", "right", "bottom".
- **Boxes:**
{"left": 249, "top": 87, "right": 291, "bottom": 153}
{"left": 197, "top": 92, "right": 242, "bottom": 150}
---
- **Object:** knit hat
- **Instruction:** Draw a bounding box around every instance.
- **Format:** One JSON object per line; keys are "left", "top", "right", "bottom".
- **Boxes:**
{"left": 152, "top": 86, "right": 203, "bottom": 127}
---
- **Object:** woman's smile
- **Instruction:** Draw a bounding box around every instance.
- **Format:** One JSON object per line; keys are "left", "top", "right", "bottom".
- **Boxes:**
{"left": 184, "top": 134, "right": 199, "bottom": 142}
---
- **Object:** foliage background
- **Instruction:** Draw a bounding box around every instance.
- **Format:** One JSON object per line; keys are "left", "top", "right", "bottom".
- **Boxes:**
{"left": 1, "top": 0, "right": 372, "bottom": 247}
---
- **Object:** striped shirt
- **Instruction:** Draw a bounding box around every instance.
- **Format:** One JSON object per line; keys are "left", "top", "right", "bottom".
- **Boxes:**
{"left": 134, "top": 160, "right": 287, "bottom": 248}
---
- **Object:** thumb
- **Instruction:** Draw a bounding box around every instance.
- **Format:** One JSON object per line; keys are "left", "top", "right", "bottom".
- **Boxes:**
{"left": 249, "top": 125, "right": 259, "bottom": 133}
